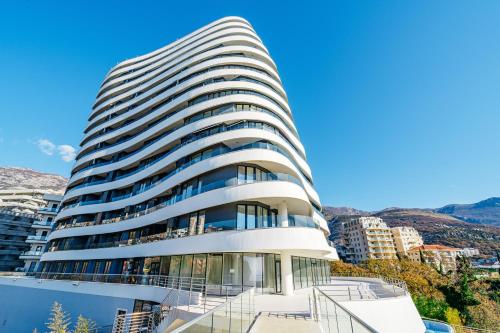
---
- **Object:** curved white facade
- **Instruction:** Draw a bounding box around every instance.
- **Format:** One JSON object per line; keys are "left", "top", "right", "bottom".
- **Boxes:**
{"left": 40, "top": 16, "right": 337, "bottom": 296}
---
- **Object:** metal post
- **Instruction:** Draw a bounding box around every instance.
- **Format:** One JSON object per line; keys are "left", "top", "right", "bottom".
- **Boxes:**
{"left": 333, "top": 302, "right": 340, "bottom": 333}
{"left": 228, "top": 301, "right": 232, "bottom": 332}
{"left": 225, "top": 286, "right": 229, "bottom": 316}
{"left": 203, "top": 283, "right": 208, "bottom": 313}
{"left": 188, "top": 278, "right": 193, "bottom": 312}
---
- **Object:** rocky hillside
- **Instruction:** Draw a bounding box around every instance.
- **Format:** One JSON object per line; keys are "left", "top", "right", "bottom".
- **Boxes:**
{"left": 0, "top": 167, "right": 67, "bottom": 193}
{"left": 435, "top": 197, "right": 500, "bottom": 227}
{"left": 322, "top": 206, "right": 369, "bottom": 220}
{"left": 325, "top": 202, "right": 500, "bottom": 256}
{"left": 373, "top": 208, "right": 500, "bottom": 256}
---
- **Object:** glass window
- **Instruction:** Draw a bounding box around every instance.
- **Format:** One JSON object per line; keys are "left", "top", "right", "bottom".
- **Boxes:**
{"left": 262, "top": 208, "right": 269, "bottom": 228}
{"left": 160, "top": 257, "right": 170, "bottom": 275}
{"left": 243, "top": 254, "right": 263, "bottom": 293}
{"left": 324, "top": 260, "right": 330, "bottom": 283}
{"left": 180, "top": 255, "right": 193, "bottom": 277}
{"left": 202, "top": 148, "right": 213, "bottom": 159}
{"left": 197, "top": 211, "right": 205, "bottom": 235}
{"left": 169, "top": 256, "right": 181, "bottom": 278}
{"left": 306, "top": 258, "right": 313, "bottom": 287}
{"left": 292, "top": 257, "right": 301, "bottom": 290}
{"left": 206, "top": 254, "right": 223, "bottom": 294}
{"left": 263, "top": 254, "right": 276, "bottom": 294}
{"left": 256, "top": 168, "right": 262, "bottom": 182}
{"left": 299, "top": 257, "right": 308, "bottom": 288}
{"left": 246, "top": 167, "right": 255, "bottom": 183}
{"left": 93, "top": 261, "right": 101, "bottom": 274}
{"left": 247, "top": 206, "right": 256, "bottom": 229}
{"left": 189, "top": 213, "right": 197, "bottom": 235}
{"left": 80, "top": 261, "right": 88, "bottom": 274}
{"left": 238, "top": 166, "right": 246, "bottom": 185}
{"left": 104, "top": 260, "right": 112, "bottom": 274}
{"left": 191, "top": 153, "right": 201, "bottom": 163}
{"left": 192, "top": 254, "right": 207, "bottom": 280}
{"left": 257, "top": 206, "right": 263, "bottom": 228}
{"left": 237, "top": 205, "right": 246, "bottom": 230}
{"left": 223, "top": 253, "right": 243, "bottom": 294}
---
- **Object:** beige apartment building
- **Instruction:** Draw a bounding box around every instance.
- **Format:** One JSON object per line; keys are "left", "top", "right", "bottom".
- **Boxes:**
{"left": 391, "top": 226, "right": 423, "bottom": 256}
{"left": 407, "top": 244, "right": 459, "bottom": 273}
{"left": 341, "top": 217, "right": 397, "bottom": 263}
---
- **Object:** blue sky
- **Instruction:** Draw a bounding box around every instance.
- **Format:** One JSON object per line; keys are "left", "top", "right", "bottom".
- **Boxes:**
{"left": 0, "top": 1, "right": 499, "bottom": 210}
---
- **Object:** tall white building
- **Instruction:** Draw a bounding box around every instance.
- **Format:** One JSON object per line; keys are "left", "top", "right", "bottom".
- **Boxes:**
{"left": 341, "top": 217, "right": 397, "bottom": 263}
{"left": 0, "top": 18, "right": 428, "bottom": 333}
{"left": 391, "top": 226, "right": 423, "bottom": 256}
{"left": 39, "top": 15, "right": 337, "bottom": 297}
{"left": 20, "top": 194, "right": 62, "bottom": 272}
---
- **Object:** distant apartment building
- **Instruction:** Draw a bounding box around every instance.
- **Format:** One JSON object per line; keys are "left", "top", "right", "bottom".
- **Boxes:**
{"left": 20, "top": 194, "right": 62, "bottom": 272}
{"left": 341, "top": 216, "right": 397, "bottom": 263}
{"left": 0, "top": 189, "right": 48, "bottom": 214}
{"left": 391, "top": 226, "right": 423, "bottom": 255}
{"left": 0, "top": 209, "right": 37, "bottom": 271}
{"left": 458, "top": 247, "right": 480, "bottom": 257}
{"left": 407, "top": 244, "right": 459, "bottom": 273}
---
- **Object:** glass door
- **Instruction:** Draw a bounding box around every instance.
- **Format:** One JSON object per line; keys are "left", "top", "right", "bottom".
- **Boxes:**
{"left": 206, "top": 254, "right": 223, "bottom": 295}
{"left": 275, "top": 260, "right": 281, "bottom": 294}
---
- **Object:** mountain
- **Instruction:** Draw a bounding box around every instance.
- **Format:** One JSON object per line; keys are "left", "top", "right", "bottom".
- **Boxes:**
{"left": 325, "top": 199, "right": 500, "bottom": 256}
{"left": 322, "top": 206, "right": 369, "bottom": 220}
{"left": 435, "top": 197, "right": 500, "bottom": 227}
{"left": 0, "top": 167, "right": 67, "bottom": 193}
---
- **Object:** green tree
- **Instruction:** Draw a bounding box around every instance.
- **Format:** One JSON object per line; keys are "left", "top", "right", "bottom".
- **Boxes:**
{"left": 413, "top": 295, "right": 448, "bottom": 321}
{"left": 444, "top": 307, "right": 462, "bottom": 326}
{"left": 73, "top": 315, "right": 97, "bottom": 333}
{"left": 46, "top": 302, "right": 71, "bottom": 333}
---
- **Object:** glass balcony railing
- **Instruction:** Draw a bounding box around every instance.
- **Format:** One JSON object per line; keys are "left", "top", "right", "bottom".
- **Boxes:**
{"left": 312, "top": 287, "right": 377, "bottom": 333}
{"left": 73, "top": 106, "right": 301, "bottom": 181}
{"left": 58, "top": 172, "right": 305, "bottom": 230}
{"left": 39, "top": 207, "right": 58, "bottom": 213}
{"left": 32, "top": 220, "right": 53, "bottom": 227}
{"left": 84, "top": 74, "right": 290, "bottom": 156}
{"left": 169, "top": 288, "right": 255, "bottom": 333}
{"left": 20, "top": 250, "right": 43, "bottom": 257}
{"left": 51, "top": 214, "right": 319, "bottom": 252}
{"left": 61, "top": 140, "right": 309, "bottom": 213}
{"left": 27, "top": 235, "right": 48, "bottom": 242}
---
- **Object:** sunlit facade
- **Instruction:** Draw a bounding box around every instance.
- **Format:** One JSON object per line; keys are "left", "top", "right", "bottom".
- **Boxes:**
{"left": 39, "top": 16, "right": 337, "bottom": 295}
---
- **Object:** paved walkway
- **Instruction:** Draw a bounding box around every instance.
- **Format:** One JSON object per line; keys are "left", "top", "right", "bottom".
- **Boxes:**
{"left": 250, "top": 313, "right": 321, "bottom": 333}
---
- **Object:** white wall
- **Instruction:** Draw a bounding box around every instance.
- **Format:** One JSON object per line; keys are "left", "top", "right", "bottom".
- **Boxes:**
{"left": 339, "top": 295, "right": 426, "bottom": 333}
{"left": 0, "top": 283, "right": 134, "bottom": 332}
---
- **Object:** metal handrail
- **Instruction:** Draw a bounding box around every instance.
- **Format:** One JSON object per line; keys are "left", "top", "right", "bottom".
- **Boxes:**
{"left": 313, "top": 287, "right": 378, "bottom": 333}
{"left": 330, "top": 273, "right": 408, "bottom": 292}
{"left": 112, "top": 311, "right": 154, "bottom": 333}
{"left": 169, "top": 287, "right": 255, "bottom": 333}
{"left": 29, "top": 272, "right": 206, "bottom": 290}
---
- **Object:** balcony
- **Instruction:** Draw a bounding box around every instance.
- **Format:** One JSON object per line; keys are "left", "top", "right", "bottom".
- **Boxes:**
{"left": 32, "top": 220, "right": 53, "bottom": 228}
{"left": 26, "top": 235, "right": 48, "bottom": 243}
{"left": 38, "top": 207, "right": 58, "bottom": 214}
{"left": 19, "top": 250, "right": 43, "bottom": 259}
{"left": 50, "top": 214, "right": 320, "bottom": 252}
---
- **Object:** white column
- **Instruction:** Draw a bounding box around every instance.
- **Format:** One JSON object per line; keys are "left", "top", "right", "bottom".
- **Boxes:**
{"left": 281, "top": 252, "right": 294, "bottom": 296}
{"left": 277, "top": 201, "right": 288, "bottom": 227}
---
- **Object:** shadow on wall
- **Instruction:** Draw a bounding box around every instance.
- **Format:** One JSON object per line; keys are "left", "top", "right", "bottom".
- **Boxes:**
{"left": 0, "top": 285, "right": 133, "bottom": 332}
